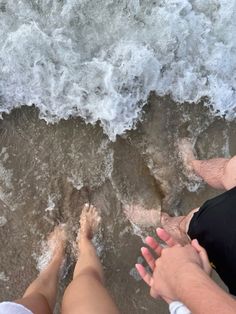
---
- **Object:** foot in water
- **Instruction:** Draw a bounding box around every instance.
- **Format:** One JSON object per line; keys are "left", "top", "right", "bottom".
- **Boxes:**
{"left": 178, "top": 138, "right": 196, "bottom": 171}
{"left": 37, "top": 224, "right": 67, "bottom": 272}
{"left": 178, "top": 138, "right": 201, "bottom": 181}
{"left": 77, "top": 203, "right": 101, "bottom": 249}
{"left": 124, "top": 204, "right": 161, "bottom": 227}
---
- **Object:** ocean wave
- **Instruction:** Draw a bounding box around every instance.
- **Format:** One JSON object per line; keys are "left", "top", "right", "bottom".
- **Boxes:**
{"left": 0, "top": 0, "right": 235, "bottom": 139}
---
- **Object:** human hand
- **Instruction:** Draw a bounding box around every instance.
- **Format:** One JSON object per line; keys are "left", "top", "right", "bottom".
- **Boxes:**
{"left": 136, "top": 228, "right": 211, "bottom": 302}
{"left": 135, "top": 228, "right": 178, "bottom": 287}
{"left": 149, "top": 243, "right": 209, "bottom": 301}
{"left": 136, "top": 228, "right": 179, "bottom": 303}
{"left": 191, "top": 239, "right": 211, "bottom": 275}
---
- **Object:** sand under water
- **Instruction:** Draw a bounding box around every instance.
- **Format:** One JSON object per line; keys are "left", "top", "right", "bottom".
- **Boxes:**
{"left": 0, "top": 94, "right": 235, "bottom": 313}
{"left": 0, "top": 1, "right": 236, "bottom": 312}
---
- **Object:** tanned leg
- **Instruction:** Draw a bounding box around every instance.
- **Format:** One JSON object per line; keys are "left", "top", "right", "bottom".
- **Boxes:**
{"left": 192, "top": 158, "right": 229, "bottom": 190}
{"left": 61, "top": 204, "right": 120, "bottom": 314}
{"left": 178, "top": 138, "right": 236, "bottom": 190}
{"left": 192, "top": 156, "right": 236, "bottom": 190}
{"left": 15, "top": 225, "right": 66, "bottom": 314}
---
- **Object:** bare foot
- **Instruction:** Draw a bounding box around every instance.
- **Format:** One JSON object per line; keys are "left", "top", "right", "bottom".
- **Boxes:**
{"left": 124, "top": 204, "right": 161, "bottom": 227}
{"left": 78, "top": 203, "right": 101, "bottom": 242}
{"left": 37, "top": 224, "right": 67, "bottom": 271}
{"left": 178, "top": 138, "right": 202, "bottom": 185}
{"left": 178, "top": 138, "right": 196, "bottom": 171}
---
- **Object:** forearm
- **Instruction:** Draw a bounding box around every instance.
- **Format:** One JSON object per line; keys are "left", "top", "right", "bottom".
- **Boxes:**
{"left": 176, "top": 264, "right": 236, "bottom": 314}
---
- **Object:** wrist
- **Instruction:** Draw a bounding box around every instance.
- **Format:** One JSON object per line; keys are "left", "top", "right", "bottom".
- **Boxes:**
{"left": 175, "top": 264, "right": 236, "bottom": 314}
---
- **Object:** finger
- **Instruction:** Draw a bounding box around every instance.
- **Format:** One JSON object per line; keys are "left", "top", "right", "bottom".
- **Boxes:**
{"left": 191, "top": 239, "right": 211, "bottom": 274}
{"left": 135, "top": 264, "right": 152, "bottom": 286}
{"left": 150, "top": 285, "right": 160, "bottom": 299}
{"left": 141, "top": 247, "right": 156, "bottom": 271}
{"left": 156, "top": 228, "right": 178, "bottom": 247}
{"left": 145, "top": 236, "right": 162, "bottom": 256}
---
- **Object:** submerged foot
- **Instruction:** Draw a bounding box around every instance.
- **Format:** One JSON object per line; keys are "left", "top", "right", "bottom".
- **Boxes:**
{"left": 178, "top": 138, "right": 196, "bottom": 171}
{"left": 78, "top": 203, "right": 101, "bottom": 243}
{"left": 48, "top": 224, "right": 67, "bottom": 261}
{"left": 124, "top": 204, "right": 161, "bottom": 227}
{"left": 178, "top": 138, "right": 201, "bottom": 182}
{"left": 37, "top": 224, "right": 67, "bottom": 271}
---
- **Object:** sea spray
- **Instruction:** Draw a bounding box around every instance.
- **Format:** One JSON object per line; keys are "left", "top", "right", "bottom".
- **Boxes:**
{"left": 0, "top": 0, "right": 235, "bottom": 140}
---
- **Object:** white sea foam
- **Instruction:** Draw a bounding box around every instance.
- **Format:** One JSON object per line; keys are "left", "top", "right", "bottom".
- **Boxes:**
{"left": 0, "top": 216, "right": 7, "bottom": 227}
{"left": 0, "top": 0, "right": 235, "bottom": 139}
{"left": 45, "top": 196, "right": 56, "bottom": 212}
{"left": 0, "top": 271, "right": 9, "bottom": 281}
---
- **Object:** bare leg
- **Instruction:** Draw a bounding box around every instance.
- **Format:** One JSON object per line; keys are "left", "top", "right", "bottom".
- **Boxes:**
{"left": 192, "top": 156, "right": 236, "bottom": 190}
{"left": 192, "top": 158, "right": 229, "bottom": 190}
{"left": 15, "top": 225, "right": 66, "bottom": 314}
{"left": 61, "top": 204, "right": 120, "bottom": 314}
{"left": 178, "top": 138, "right": 236, "bottom": 190}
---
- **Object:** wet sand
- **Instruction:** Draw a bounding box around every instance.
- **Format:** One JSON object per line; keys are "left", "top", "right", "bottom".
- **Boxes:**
{"left": 0, "top": 94, "right": 235, "bottom": 313}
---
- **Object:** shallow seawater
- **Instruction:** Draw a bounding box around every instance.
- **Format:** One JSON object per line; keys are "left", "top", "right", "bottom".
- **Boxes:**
{"left": 0, "top": 95, "right": 235, "bottom": 313}
{"left": 0, "top": 0, "right": 236, "bottom": 312}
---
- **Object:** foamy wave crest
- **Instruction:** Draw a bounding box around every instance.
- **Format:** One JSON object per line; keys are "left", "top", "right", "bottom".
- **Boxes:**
{"left": 0, "top": 0, "right": 235, "bottom": 139}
